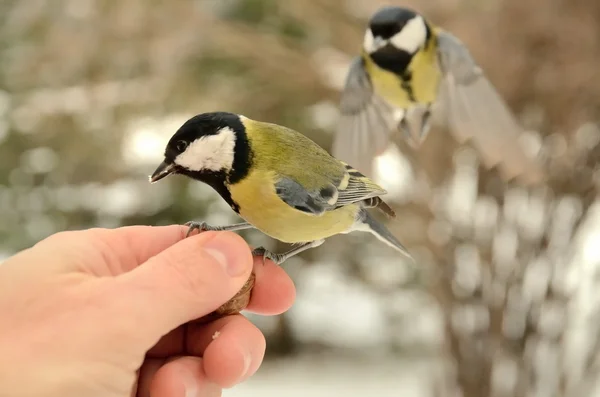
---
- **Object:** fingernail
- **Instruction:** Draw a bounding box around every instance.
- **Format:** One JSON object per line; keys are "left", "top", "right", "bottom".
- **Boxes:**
{"left": 180, "top": 368, "right": 200, "bottom": 397}
{"left": 241, "top": 349, "right": 252, "bottom": 377}
{"left": 177, "top": 359, "right": 221, "bottom": 397}
{"left": 203, "top": 233, "right": 249, "bottom": 277}
{"left": 233, "top": 342, "right": 252, "bottom": 379}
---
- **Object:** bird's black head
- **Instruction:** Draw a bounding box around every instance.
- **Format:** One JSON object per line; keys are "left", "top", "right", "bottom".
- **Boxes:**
{"left": 149, "top": 111, "right": 252, "bottom": 185}
{"left": 363, "top": 6, "right": 431, "bottom": 74}
{"left": 368, "top": 7, "right": 419, "bottom": 41}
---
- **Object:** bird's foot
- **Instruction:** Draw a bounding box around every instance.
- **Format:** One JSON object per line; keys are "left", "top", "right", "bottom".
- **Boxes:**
{"left": 419, "top": 107, "right": 432, "bottom": 141}
{"left": 185, "top": 221, "right": 213, "bottom": 237}
{"left": 398, "top": 117, "right": 419, "bottom": 148}
{"left": 252, "top": 246, "right": 287, "bottom": 266}
{"left": 184, "top": 221, "right": 253, "bottom": 237}
{"left": 398, "top": 107, "right": 433, "bottom": 148}
{"left": 251, "top": 240, "right": 325, "bottom": 266}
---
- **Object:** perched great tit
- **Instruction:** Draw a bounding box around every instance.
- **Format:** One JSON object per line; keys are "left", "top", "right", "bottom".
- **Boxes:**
{"left": 149, "top": 112, "right": 411, "bottom": 265}
{"left": 332, "top": 5, "right": 545, "bottom": 184}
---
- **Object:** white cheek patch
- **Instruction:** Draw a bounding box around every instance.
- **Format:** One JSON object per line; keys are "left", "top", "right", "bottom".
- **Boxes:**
{"left": 175, "top": 127, "right": 236, "bottom": 172}
{"left": 390, "top": 16, "right": 427, "bottom": 54}
{"left": 363, "top": 29, "right": 375, "bottom": 53}
{"left": 363, "top": 29, "right": 389, "bottom": 53}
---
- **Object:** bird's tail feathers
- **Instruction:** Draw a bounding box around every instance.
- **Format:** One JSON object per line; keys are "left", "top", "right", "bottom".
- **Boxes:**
{"left": 360, "top": 210, "right": 412, "bottom": 260}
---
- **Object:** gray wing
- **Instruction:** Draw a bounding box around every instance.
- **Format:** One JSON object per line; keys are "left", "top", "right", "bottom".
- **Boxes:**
{"left": 331, "top": 56, "right": 397, "bottom": 178}
{"left": 436, "top": 31, "right": 546, "bottom": 184}
{"left": 274, "top": 166, "right": 387, "bottom": 216}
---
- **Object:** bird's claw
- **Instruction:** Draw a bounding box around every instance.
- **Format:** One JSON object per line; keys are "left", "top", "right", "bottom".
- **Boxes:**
{"left": 252, "top": 246, "right": 285, "bottom": 266}
{"left": 185, "top": 221, "right": 211, "bottom": 237}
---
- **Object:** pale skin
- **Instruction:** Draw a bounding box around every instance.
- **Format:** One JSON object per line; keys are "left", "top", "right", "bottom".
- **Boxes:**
{"left": 0, "top": 226, "right": 296, "bottom": 397}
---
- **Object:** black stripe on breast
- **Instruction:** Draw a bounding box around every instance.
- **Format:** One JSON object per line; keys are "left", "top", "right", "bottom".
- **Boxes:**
{"left": 369, "top": 47, "right": 417, "bottom": 103}
{"left": 179, "top": 168, "right": 241, "bottom": 214}
{"left": 400, "top": 70, "right": 416, "bottom": 102}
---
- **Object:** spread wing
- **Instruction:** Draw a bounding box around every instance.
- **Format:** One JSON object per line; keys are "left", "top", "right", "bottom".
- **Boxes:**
{"left": 331, "top": 56, "right": 398, "bottom": 178}
{"left": 436, "top": 30, "right": 546, "bottom": 184}
{"left": 274, "top": 163, "right": 387, "bottom": 217}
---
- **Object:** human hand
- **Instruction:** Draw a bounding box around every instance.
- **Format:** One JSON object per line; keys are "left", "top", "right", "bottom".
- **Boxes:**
{"left": 0, "top": 225, "right": 295, "bottom": 397}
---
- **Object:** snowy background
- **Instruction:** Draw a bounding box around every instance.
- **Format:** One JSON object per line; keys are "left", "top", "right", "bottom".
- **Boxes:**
{"left": 1, "top": 0, "right": 599, "bottom": 396}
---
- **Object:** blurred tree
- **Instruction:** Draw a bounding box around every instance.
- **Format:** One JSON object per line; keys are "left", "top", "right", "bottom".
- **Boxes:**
{"left": 1, "top": 1, "right": 599, "bottom": 396}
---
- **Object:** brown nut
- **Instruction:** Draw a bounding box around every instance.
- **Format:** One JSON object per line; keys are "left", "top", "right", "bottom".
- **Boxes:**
{"left": 194, "top": 272, "right": 256, "bottom": 324}
{"left": 215, "top": 271, "right": 256, "bottom": 315}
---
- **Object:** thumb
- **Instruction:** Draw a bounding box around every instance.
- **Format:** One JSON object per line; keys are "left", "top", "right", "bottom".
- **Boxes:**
{"left": 117, "top": 231, "right": 253, "bottom": 338}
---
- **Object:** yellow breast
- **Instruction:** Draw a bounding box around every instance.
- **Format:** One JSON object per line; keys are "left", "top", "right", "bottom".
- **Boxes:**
{"left": 228, "top": 169, "right": 359, "bottom": 244}
{"left": 363, "top": 47, "right": 442, "bottom": 109}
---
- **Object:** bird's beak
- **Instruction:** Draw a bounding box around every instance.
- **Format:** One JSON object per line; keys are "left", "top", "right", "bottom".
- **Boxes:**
{"left": 149, "top": 161, "right": 176, "bottom": 183}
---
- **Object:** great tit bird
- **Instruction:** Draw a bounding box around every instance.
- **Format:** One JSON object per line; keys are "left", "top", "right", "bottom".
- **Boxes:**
{"left": 332, "top": 5, "right": 545, "bottom": 184}
{"left": 149, "top": 111, "right": 411, "bottom": 265}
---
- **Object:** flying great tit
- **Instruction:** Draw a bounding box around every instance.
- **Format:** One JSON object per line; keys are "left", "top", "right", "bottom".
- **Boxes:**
{"left": 332, "top": 6, "right": 545, "bottom": 184}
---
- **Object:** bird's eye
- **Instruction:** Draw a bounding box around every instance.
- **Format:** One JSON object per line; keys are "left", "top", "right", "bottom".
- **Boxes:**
{"left": 175, "top": 140, "right": 188, "bottom": 152}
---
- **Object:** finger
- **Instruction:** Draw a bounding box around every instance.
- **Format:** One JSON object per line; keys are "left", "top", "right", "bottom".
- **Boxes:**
{"left": 32, "top": 225, "right": 190, "bottom": 275}
{"left": 115, "top": 231, "right": 253, "bottom": 345}
{"left": 149, "top": 356, "right": 222, "bottom": 397}
{"left": 147, "top": 256, "right": 295, "bottom": 357}
{"left": 86, "top": 225, "right": 190, "bottom": 272}
{"left": 186, "top": 315, "right": 266, "bottom": 387}
{"left": 245, "top": 257, "right": 296, "bottom": 315}
{"left": 146, "top": 256, "right": 296, "bottom": 358}
{"left": 146, "top": 316, "right": 265, "bottom": 383}
{"left": 136, "top": 358, "right": 165, "bottom": 397}
{"left": 147, "top": 327, "right": 185, "bottom": 357}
